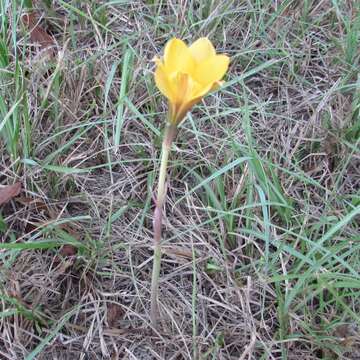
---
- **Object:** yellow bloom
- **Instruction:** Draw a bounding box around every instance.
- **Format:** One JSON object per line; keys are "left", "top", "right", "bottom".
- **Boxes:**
{"left": 154, "top": 37, "right": 229, "bottom": 124}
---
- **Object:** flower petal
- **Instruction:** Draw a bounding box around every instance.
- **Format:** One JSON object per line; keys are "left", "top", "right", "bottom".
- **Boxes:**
{"left": 193, "top": 54, "right": 229, "bottom": 86}
{"left": 155, "top": 62, "right": 175, "bottom": 102}
{"left": 189, "top": 37, "right": 216, "bottom": 63}
{"left": 164, "top": 38, "right": 195, "bottom": 74}
{"left": 172, "top": 72, "right": 197, "bottom": 103}
{"left": 190, "top": 82, "right": 213, "bottom": 100}
{"left": 168, "top": 73, "right": 202, "bottom": 123}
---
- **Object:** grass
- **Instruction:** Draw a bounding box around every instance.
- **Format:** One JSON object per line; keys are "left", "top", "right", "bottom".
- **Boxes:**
{"left": 0, "top": 0, "right": 359, "bottom": 358}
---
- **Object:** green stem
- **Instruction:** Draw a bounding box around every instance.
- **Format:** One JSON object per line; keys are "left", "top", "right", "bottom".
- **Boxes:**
{"left": 150, "top": 122, "right": 177, "bottom": 328}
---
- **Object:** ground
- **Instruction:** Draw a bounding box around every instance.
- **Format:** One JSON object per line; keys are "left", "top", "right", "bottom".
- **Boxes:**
{"left": 0, "top": 0, "right": 359, "bottom": 359}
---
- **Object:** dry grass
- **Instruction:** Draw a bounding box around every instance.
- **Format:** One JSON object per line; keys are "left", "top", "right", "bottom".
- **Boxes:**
{"left": 0, "top": 0, "right": 359, "bottom": 359}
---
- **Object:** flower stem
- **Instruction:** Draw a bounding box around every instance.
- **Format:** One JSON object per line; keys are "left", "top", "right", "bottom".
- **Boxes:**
{"left": 150, "top": 123, "right": 177, "bottom": 328}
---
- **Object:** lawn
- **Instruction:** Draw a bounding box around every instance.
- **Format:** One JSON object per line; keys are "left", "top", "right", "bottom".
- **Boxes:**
{"left": 0, "top": 0, "right": 359, "bottom": 359}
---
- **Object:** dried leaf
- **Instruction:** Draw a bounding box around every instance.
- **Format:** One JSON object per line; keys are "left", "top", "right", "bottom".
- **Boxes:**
{"left": 107, "top": 303, "right": 124, "bottom": 327}
{"left": 21, "top": 12, "right": 55, "bottom": 55}
{"left": 0, "top": 183, "right": 21, "bottom": 206}
{"left": 103, "top": 327, "right": 149, "bottom": 337}
{"left": 162, "top": 245, "right": 193, "bottom": 261}
{"left": 54, "top": 243, "right": 77, "bottom": 272}
{"left": 59, "top": 244, "right": 77, "bottom": 257}
{"left": 324, "top": 134, "right": 339, "bottom": 172}
{"left": 16, "top": 196, "right": 48, "bottom": 212}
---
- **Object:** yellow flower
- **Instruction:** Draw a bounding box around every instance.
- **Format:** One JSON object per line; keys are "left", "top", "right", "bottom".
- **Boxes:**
{"left": 154, "top": 37, "right": 229, "bottom": 124}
